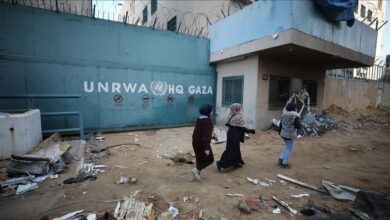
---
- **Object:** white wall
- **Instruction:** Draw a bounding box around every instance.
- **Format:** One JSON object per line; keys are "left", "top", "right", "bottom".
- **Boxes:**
{"left": 121, "top": 0, "right": 242, "bottom": 37}
{"left": 0, "top": 109, "right": 42, "bottom": 159}
{"left": 215, "top": 55, "right": 258, "bottom": 129}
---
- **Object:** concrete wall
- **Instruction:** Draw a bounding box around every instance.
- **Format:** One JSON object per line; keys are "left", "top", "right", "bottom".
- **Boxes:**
{"left": 0, "top": 109, "right": 42, "bottom": 159}
{"left": 210, "top": 0, "right": 377, "bottom": 58}
{"left": 121, "top": 0, "right": 241, "bottom": 37}
{"left": 215, "top": 55, "right": 258, "bottom": 129}
{"left": 255, "top": 57, "right": 326, "bottom": 130}
{"left": 323, "top": 78, "right": 390, "bottom": 111}
{"left": 0, "top": 4, "right": 216, "bottom": 132}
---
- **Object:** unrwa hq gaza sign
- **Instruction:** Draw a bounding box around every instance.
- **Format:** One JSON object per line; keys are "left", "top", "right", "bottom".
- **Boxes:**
{"left": 83, "top": 81, "right": 213, "bottom": 95}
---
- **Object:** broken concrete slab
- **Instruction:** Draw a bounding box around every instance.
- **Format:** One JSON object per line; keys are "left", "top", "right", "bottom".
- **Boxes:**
{"left": 213, "top": 127, "right": 227, "bottom": 143}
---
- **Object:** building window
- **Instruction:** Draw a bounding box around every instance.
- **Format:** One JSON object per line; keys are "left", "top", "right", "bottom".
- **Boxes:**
{"left": 167, "top": 16, "right": 177, "bottom": 31}
{"left": 269, "top": 76, "right": 290, "bottom": 108}
{"left": 151, "top": 0, "right": 157, "bottom": 15}
{"left": 303, "top": 80, "right": 318, "bottom": 106}
{"left": 367, "top": 9, "right": 372, "bottom": 22}
{"left": 142, "top": 6, "right": 148, "bottom": 25}
{"left": 222, "top": 76, "right": 243, "bottom": 106}
{"left": 360, "top": 5, "right": 366, "bottom": 18}
{"left": 353, "top": 4, "right": 358, "bottom": 14}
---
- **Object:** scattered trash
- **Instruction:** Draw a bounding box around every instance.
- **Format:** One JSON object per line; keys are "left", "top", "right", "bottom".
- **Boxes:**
{"left": 95, "top": 136, "right": 105, "bottom": 141}
{"left": 245, "top": 197, "right": 260, "bottom": 210}
{"left": 238, "top": 199, "right": 252, "bottom": 214}
{"left": 50, "top": 174, "right": 59, "bottom": 179}
{"left": 53, "top": 210, "right": 83, "bottom": 220}
{"left": 83, "top": 191, "right": 87, "bottom": 195}
{"left": 114, "top": 194, "right": 154, "bottom": 220}
{"left": 246, "top": 177, "right": 270, "bottom": 187}
{"left": 0, "top": 176, "right": 35, "bottom": 187}
{"left": 291, "top": 193, "right": 310, "bottom": 198}
{"left": 265, "top": 178, "right": 276, "bottom": 183}
{"left": 272, "top": 206, "right": 281, "bottom": 214}
{"left": 115, "top": 165, "right": 128, "bottom": 169}
{"left": 167, "top": 206, "right": 179, "bottom": 218}
{"left": 212, "top": 127, "right": 227, "bottom": 143}
{"left": 87, "top": 213, "right": 97, "bottom": 220}
{"left": 226, "top": 193, "right": 244, "bottom": 197}
{"left": 16, "top": 182, "right": 38, "bottom": 195}
{"left": 116, "top": 176, "right": 137, "bottom": 184}
{"left": 321, "top": 180, "right": 360, "bottom": 202}
{"left": 272, "top": 196, "right": 297, "bottom": 215}
{"left": 183, "top": 195, "right": 199, "bottom": 203}
{"left": 63, "top": 174, "right": 96, "bottom": 184}
{"left": 277, "top": 174, "right": 326, "bottom": 193}
{"left": 159, "top": 212, "right": 171, "bottom": 220}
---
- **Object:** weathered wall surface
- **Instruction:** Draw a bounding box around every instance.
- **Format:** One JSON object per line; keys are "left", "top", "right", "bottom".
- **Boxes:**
{"left": 0, "top": 4, "right": 216, "bottom": 132}
{"left": 323, "top": 78, "right": 390, "bottom": 111}
{"left": 215, "top": 55, "right": 258, "bottom": 129}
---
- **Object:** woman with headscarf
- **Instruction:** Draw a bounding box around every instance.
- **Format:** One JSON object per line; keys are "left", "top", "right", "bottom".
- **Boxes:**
{"left": 278, "top": 101, "right": 301, "bottom": 168}
{"left": 216, "top": 103, "right": 255, "bottom": 171}
{"left": 191, "top": 104, "right": 214, "bottom": 181}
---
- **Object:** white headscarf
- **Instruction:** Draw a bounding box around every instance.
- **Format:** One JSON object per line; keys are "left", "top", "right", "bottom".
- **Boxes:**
{"left": 226, "top": 103, "right": 245, "bottom": 127}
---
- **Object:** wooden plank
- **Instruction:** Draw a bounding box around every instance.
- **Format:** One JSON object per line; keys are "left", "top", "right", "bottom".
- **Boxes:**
{"left": 272, "top": 196, "right": 297, "bottom": 215}
{"left": 277, "top": 174, "right": 326, "bottom": 193}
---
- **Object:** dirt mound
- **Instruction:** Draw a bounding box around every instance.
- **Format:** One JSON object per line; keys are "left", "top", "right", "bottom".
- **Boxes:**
{"left": 325, "top": 104, "right": 349, "bottom": 117}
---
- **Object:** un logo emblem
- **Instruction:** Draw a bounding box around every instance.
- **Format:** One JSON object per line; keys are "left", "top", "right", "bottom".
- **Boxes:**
{"left": 150, "top": 81, "right": 167, "bottom": 96}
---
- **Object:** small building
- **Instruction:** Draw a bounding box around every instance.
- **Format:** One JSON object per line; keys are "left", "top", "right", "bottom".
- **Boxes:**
{"left": 210, "top": 0, "right": 378, "bottom": 130}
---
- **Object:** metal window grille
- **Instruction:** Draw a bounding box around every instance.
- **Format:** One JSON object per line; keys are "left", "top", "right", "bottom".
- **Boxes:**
{"left": 269, "top": 76, "right": 290, "bottom": 108}
{"left": 151, "top": 0, "right": 157, "bottom": 15}
{"left": 367, "top": 10, "right": 372, "bottom": 22}
{"left": 167, "top": 16, "right": 177, "bottom": 31}
{"left": 142, "top": 6, "right": 147, "bottom": 24}
{"left": 222, "top": 76, "right": 243, "bottom": 106}
{"left": 360, "top": 5, "right": 366, "bottom": 18}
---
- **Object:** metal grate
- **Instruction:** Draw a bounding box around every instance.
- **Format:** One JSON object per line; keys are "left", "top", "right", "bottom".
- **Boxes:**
{"left": 222, "top": 76, "right": 243, "bottom": 106}
{"left": 326, "top": 65, "right": 390, "bottom": 85}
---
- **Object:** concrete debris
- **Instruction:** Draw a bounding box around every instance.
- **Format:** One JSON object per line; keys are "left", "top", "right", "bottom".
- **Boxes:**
{"left": 272, "top": 196, "right": 298, "bottom": 215}
{"left": 7, "top": 133, "right": 73, "bottom": 175}
{"left": 53, "top": 210, "right": 84, "bottom": 220}
{"left": 246, "top": 177, "right": 270, "bottom": 187}
{"left": 245, "top": 197, "right": 260, "bottom": 210}
{"left": 272, "top": 206, "right": 281, "bottom": 214}
{"left": 16, "top": 182, "right": 38, "bottom": 195}
{"left": 116, "top": 176, "right": 137, "bottom": 184}
{"left": 114, "top": 195, "right": 155, "bottom": 220}
{"left": 183, "top": 195, "right": 199, "bottom": 203}
{"left": 291, "top": 193, "right": 310, "bottom": 198}
{"left": 238, "top": 199, "right": 252, "bottom": 214}
{"left": 226, "top": 193, "right": 244, "bottom": 197}
{"left": 212, "top": 127, "right": 227, "bottom": 143}
{"left": 87, "top": 213, "right": 97, "bottom": 220}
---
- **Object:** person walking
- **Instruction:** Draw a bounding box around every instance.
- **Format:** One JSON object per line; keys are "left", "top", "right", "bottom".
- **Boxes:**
{"left": 278, "top": 101, "right": 301, "bottom": 168}
{"left": 191, "top": 104, "right": 214, "bottom": 181}
{"left": 216, "top": 103, "right": 255, "bottom": 171}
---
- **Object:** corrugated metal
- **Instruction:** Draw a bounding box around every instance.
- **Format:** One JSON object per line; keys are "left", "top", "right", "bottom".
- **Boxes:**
{"left": 0, "top": 4, "right": 216, "bottom": 132}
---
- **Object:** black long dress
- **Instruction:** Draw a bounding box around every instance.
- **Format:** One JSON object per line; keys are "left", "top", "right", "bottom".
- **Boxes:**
{"left": 192, "top": 117, "right": 214, "bottom": 171}
{"left": 218, "top": 125, "right": 252, "bottom": 169}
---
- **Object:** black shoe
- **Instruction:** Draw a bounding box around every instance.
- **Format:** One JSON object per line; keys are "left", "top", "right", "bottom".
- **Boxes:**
{"left": 216, "top": 161, "right": 221, "bottom": 172}
{"left": 278, "top": 159, "right": 283, "bottom": 165}
{"left": 280, "top": 163, "right": 290, "bottom": 168}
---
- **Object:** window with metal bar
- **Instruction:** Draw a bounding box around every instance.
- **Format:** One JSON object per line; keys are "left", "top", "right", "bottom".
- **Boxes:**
{"left": 151, "top": 0, "right": 157, "bottom": 15}
{"left": 167, "top": 16, "right": 177, "bottom": 31}
{"left": 367, "top": 9, "right": 372, "bottom": 22}
{"left": 354, "top": 4, "right": 358, "bottom": 14}
{"left": 142, "top": 6, "right": 148, "bottom": 25}
{"left": 360, "top": 5, "right": 366, "bottom": 18}
{"left": 222, "top": 76, "right": 243, "bottom": 106}
{"left": 269, "top": 76, "right": 290, "bottom": 108}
